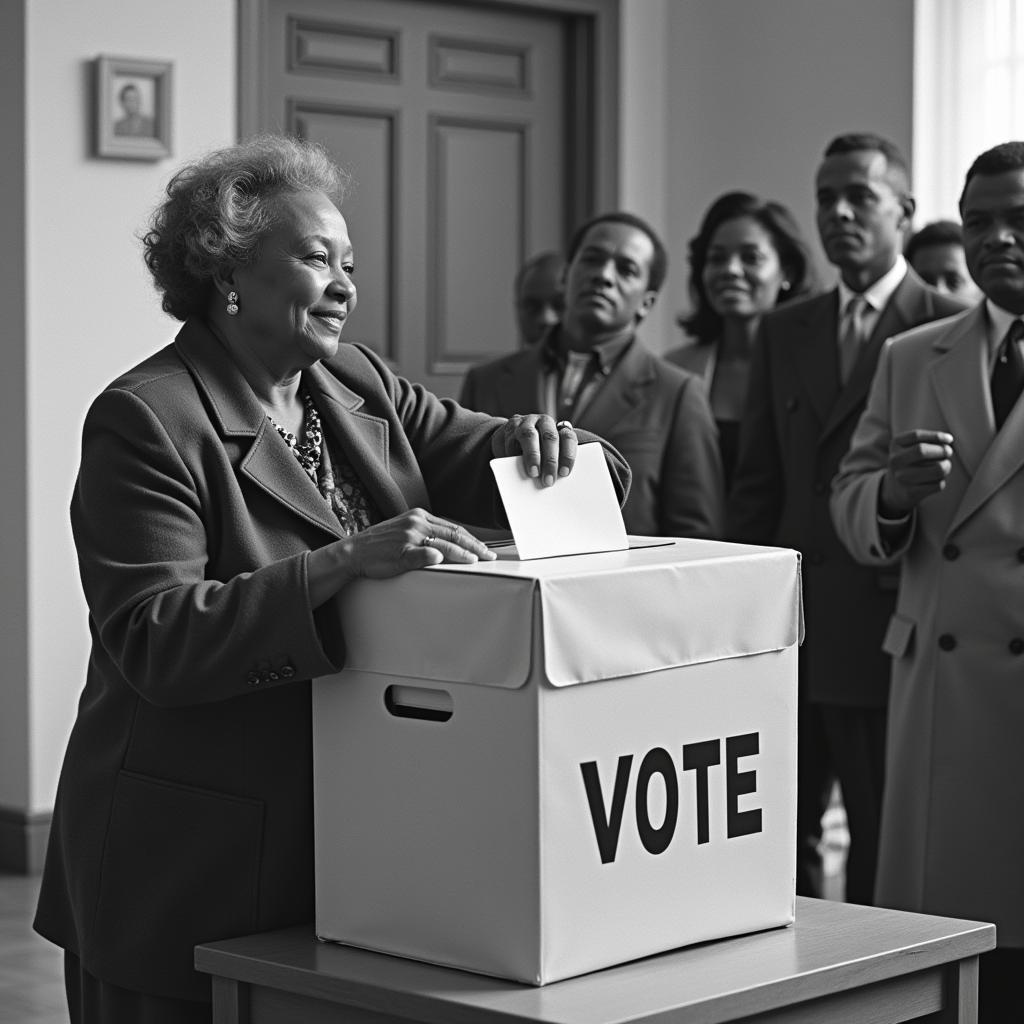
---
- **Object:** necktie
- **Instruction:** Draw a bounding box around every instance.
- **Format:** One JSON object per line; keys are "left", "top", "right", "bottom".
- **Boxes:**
{"left": 838, "top": 295, "right": 869, "bottom": 385}
{"left": 991, "top": 319, "right": 1024, "bottom": 431}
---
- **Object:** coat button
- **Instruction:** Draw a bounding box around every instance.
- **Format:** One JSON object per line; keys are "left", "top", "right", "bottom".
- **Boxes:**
{"left": 942, "top": 543, "right": 960, "bottom": 560}
{"left": 246, "top": 672, "right": 260, "bottom": 686}
{"left": 938, "top": 633, "right": 957, "bottom": 651}
{"left": 785, "top": 397, "right": 799, "bottom": 413}
{"left": 1010, "top": 638, "right": 1024, "bottom": 655}
{"left": 280, "top": 665, "right": 295, "bottom": 679}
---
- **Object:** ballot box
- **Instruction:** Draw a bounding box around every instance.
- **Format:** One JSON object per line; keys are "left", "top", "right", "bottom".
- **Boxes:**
{"left": 313, "top": 538, "right": 801, "bottom": 985}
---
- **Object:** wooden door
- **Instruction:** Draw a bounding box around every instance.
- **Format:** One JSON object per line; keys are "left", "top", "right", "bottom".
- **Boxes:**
{"left": 253, "top": 0, "right": 574, "bottom": 396}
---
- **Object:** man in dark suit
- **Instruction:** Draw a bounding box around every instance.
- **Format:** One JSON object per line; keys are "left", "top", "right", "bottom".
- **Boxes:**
{"left": 460, "top": 212, "right": 724, "bottom": 538}
{"left": 727, "top": 133, "right": 965, "bottom": 904}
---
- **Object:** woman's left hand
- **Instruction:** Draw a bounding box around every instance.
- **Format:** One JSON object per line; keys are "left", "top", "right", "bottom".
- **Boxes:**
{"left": 491, "top": 414, "right": 578, "bottom": 486}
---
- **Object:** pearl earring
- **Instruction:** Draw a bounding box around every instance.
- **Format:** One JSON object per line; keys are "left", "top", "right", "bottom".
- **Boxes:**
{"left": 226, "top": 291, "right": 239, "bottom": 316}
{"left": 780, "top": 281, "right": 791, "bottom": 292}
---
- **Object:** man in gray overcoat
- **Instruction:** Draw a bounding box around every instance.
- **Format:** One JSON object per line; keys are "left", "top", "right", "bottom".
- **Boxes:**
{"left": 831, "top": 140, "right": 1024, "bottom": 1023}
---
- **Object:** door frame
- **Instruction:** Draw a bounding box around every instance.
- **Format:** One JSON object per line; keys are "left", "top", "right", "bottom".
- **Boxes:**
{"left": 236, "top": 0, "right": 621, "bottom": 232}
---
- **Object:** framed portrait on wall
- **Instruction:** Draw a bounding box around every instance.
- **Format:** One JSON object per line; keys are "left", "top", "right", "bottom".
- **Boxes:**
{"left": 94, "top": 56, "right": 173, "bottom": 160}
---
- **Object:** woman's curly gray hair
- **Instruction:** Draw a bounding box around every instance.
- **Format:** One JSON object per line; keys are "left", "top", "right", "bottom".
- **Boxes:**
{"left": 143, "top": 134, "right": 351, "bottom": 321}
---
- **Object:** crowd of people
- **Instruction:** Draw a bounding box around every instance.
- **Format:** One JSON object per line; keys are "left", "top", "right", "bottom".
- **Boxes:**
{"left": 461, "top": 130, "right": 1024, "bottom": 1024}
{"left": 32, "top": 125, "right": 1024, "bottom": 1024}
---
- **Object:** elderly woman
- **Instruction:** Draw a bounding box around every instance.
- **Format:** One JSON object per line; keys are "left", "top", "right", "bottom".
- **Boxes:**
{"left": 33, "top": 135, "right": 628, "bottom": 1023}
{"left": 665, "top": 191, "right": 818, "bottom": 490}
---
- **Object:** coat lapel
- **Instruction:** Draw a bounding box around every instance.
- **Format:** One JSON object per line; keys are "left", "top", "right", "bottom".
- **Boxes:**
{"left": 930, "top": 305, "right": 991, "bottom": 487}
{"left": 938, "top": 305, "right": 1024, "bottom": 533}
{"left": 822, "top": 271, "right": 928, "bottom": 443}
{"left": 793, "top": 291, "right": 841, "bottom": 428}
{"left": 500, "top": 347, "right": 548, "bottom": 416}
{"left": 175, "top": 320, "right": 346, "bottom": 539}
{"left": 305, "top": 360, "right": 411, "bottom": 519}
{"left": 577, "top": 340, "right": 654, "bottom": 435}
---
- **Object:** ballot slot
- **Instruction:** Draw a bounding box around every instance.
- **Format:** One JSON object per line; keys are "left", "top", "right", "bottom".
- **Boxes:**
{"left": 384, "top": 684, "right": 454, "bottom": 722}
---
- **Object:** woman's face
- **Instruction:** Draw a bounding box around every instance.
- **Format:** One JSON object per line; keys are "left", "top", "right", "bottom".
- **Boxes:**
{"left": 230, "top": 190, "right": 357, "bottom": 372}
{"left": 702, "top": 216, "right": 786, "bottom": 322}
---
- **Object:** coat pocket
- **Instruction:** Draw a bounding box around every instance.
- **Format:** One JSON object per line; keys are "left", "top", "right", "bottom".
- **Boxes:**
{"left": 882, "top": 612, "right": 916, "bottom": 659}
{"left": 91, "top": 769, "right": 264, "bottom": 1001}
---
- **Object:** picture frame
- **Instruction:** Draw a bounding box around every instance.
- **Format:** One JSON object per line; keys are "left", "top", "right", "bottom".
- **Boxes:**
{"left": 94, "top": 55, "right": 173, "bottom": 161}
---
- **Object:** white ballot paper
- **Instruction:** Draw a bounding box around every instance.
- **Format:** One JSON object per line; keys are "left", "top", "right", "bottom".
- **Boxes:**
{"left": 489, "top": 441, "right": 628, "bottom": 559}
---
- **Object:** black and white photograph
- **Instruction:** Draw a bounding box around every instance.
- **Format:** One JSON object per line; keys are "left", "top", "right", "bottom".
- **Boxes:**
{"left": 4, "top": 2, "right": 1024, "bottom": 1023}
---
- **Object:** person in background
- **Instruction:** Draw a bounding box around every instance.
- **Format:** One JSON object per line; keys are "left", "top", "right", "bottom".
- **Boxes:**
{"left": 113, "top": 82, "right": 155, "bottom": 137}
{"left": 831, "top": 140, "right": 1024, "bottom": 1024}
{"left": 33, "top": 134, "right": 629, "bottom": 1024}
{"left": 727, "top": 132, "right": 966, "bottom": 906}
{"left": 665, "top": 191, "right": 819, "bottom": 490}
{"left": 461, "top": 211, "right": 724, "bottom": 539}
{"left": 514, "top": 250, "right": 565, "bottom": 348}
{"left": 905, "top": 219, "right": 982, "bottom": 304}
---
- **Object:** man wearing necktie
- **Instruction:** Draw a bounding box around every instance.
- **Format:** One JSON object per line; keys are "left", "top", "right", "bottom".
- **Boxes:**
{"left": 727, "top": 134, "right": 965, "bottom": 908}
{"left": 831, "top": 141, "right": 1024, "bottom": 1023}
{"left": 460, "top": 212, "right": 724, "bottom": 538}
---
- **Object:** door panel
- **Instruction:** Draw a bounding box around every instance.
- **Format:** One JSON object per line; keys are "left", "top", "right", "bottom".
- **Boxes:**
{"left": 429, "top": 116, "right": 523, "bottom": 369}
{"left": 291, "top": 103, "right": 399, "bottom": 361}
{"left": 263, "top": 0, "right": 566, "bottom": 397}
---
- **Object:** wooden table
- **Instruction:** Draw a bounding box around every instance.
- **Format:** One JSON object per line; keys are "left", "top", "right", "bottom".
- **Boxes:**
{"left": 194, "top": 897, "right": 995, "bottom": 1023}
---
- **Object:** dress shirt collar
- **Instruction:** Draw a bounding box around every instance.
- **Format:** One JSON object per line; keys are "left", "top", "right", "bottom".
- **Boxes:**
{"left": 837, "top": 254, "right": 908, "bottom": 318}
{"left": 543, "top": 326, "right": 635, "bottom": 374}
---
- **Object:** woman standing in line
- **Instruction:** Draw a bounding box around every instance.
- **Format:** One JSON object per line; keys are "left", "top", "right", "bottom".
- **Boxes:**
{"left": 666, "top": 191, "right": 818, "bottom": 490}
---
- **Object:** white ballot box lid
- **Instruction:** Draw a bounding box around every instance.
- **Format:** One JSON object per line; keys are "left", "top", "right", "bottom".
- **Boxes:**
{"left": 329, "top": 538, "right": 802, "bottom": 690}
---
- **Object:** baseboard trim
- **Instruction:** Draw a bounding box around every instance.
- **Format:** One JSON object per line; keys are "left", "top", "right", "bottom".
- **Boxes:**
{"left": 0, "top": 806, "right": 51, "bottom": 874}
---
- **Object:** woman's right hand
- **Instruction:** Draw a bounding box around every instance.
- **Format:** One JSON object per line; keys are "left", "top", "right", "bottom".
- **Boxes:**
{"left": 307, "top": 508, "right": 495, "bottom": 606}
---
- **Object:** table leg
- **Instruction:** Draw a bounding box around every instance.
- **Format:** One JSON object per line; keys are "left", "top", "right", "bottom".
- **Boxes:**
{"left": 212, "top": 976, "right": 247, "bottom": 1024}
{"left": 935, "top": 956, "right": 979, "bottom": 1023}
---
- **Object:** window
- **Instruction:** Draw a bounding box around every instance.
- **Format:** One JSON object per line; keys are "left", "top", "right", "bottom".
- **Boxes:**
{"left": 913, "top": 0, "right": 1024, "bottom": 223}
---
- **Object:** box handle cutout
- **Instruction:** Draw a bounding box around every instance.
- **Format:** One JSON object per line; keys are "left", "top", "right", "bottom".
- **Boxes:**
{"left": 384, "top": 684, "right": 453, "bottom": 722}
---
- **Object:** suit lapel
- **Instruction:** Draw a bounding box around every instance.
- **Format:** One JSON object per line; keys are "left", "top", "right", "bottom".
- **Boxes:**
{"left": 938, "top": 305, "right": 1024, "bottom": 532}
{"left": 822, "top": 272, "right": 928, "bottom": 443}
{"left": 506, "top": 348, "right": 549, "bottom": 416}
{"left": 793, "top": 291, "right": 841, "bottom": 428}
{"left": 577, "top": 341, "right": 654, "bottom": 435}
{"left": 175, "top": 320, "right": 345, "bottom": 539}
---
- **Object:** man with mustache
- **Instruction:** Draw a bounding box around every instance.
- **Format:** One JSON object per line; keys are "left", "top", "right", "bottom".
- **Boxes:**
{"left": 831, "top": 140, "right": 1024, "bottom": 1022}
{"left": 460, "top": 211, "right": 724, "bottom": 538}
{"left": 727, "top": 134, "right": 965, "bottom": 906}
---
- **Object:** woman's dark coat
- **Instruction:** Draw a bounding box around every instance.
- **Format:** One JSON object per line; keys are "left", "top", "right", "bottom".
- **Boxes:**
{"left": 34, "top": 319, "right": 629, "bottom": 1001}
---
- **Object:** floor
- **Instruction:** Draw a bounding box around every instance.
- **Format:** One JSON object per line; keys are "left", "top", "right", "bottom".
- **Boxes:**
{"left": 0, "top": 806, "right": 848, "bottom": 1023}
{"left": 0, "top": 874, "right": 66, "bottom": 1024}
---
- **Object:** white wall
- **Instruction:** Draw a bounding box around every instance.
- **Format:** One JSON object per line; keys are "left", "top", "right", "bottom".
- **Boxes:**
{"left": 0, "top": 1, "right": 30, "bottom": 811}
{"left": 23, "top": 0, "right": 236, "bottom": 812}
{"left": 618, "top": 0, "right": 673, "bottom": 349}
{"left": 663, "top": 0, "right": 915, "bottom": 342}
